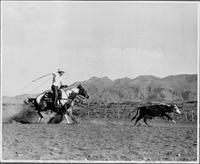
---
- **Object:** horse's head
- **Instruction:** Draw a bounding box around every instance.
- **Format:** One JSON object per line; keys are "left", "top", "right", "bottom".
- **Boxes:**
{"left": 77, "top": 84, "right": 89, "bottom": 99}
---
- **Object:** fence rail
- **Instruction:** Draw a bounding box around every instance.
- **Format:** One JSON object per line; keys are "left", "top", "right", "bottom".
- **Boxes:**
{"left": 73, "top": 101, "right": 197, "bottom": 121}
{"left": 2, "top": 101, "right": 197, "bottom": 122}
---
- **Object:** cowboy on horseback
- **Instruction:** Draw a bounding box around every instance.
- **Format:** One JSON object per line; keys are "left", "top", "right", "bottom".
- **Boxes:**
{"left": 51, "top": 69, "right": 68, "bottom": 108}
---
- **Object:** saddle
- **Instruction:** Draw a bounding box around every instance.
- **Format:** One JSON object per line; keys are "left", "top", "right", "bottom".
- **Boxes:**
{"left": 42, "top": 91, "right": 53, "bottom": 101}
{"left": 42, "top": 90, "right": 62, "bottom": 102}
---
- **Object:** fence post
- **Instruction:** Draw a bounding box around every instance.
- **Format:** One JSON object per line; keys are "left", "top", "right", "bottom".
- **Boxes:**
{"left": 118, "top": 106, "right": 120, "bottom": 119}
{"left": 191, "top": 110, "right": 194, "bottom": 122}
{"left": 87, "top": 102, "right": 90, "bottom": 118}
{"left": 123, "top": 104, "right": 126, "bottom": 120}
{"left": 104, "top": 106, "right": 107, "bottom": 119}
{"left": 184, "top": 112, "right": 188, "bottom": 121}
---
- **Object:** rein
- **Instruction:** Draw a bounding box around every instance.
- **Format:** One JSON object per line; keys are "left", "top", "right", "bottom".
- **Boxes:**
{"left": 60, "top": 94, "right": 85, "bottom": 101}
{"left": 60, "top": 98, "right": 69, "bottom": 100}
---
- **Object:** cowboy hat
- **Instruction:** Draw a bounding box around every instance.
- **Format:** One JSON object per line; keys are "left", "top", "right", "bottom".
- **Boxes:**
{"left": 57, "top": 69, "right": 65, "bottom": 73}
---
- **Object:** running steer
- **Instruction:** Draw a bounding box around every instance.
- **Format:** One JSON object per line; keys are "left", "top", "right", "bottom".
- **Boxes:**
{"left": 131, "top": 104, "right": 181, "bottom": 127}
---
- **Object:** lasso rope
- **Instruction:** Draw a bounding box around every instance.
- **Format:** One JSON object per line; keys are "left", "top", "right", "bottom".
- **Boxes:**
{"left": 20, "top": 81, "right": 34, "bottom": 94}
{"left": 27, "top": 77, "right": 52, "bottom": 94}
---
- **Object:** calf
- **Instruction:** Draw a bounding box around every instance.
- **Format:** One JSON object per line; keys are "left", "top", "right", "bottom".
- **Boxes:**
{"left": 131, "top": 104, "right": 181, "bottom": 127}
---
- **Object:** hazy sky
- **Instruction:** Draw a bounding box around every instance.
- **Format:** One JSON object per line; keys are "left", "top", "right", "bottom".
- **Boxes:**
{"left": 1, "top": 2, "right": 198, "bottom": 96}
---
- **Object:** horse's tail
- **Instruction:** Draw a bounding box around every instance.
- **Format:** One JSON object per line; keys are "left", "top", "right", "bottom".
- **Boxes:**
{"left": 25, "top": 95, "right": 48, "bottom": 112}
{"left": 24, "top": 97, "right": 29, "bottom": 104}
{"left": 131, "top": 107, "right": 140, "bottom": 121}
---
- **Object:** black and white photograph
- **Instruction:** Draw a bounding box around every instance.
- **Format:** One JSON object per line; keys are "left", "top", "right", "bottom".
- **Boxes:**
{"left": 1, "top": 1, "right": 199, "bottom": 162}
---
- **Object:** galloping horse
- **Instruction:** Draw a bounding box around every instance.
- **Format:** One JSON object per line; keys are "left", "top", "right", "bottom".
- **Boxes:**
{"left": 24, "top": 84, "right": 89, "bottom": 123}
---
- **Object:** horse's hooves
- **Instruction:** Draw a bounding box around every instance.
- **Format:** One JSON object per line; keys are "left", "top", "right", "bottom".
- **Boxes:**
{"left": 60, "top": 121, "right": 68, "bottom": 124}
{"left": 172, "top": 120, "right": 176, "bottom": 124}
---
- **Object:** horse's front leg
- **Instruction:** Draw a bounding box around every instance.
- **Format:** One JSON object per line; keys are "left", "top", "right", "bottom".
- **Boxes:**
{"left": 68, "top": 107, "right": 78, "bottom": 124}
{"left": 60, "top": 107, "right": 73, "bottom": 124}
{"left": 63, "top": 114, "right": 70, "bottom": 124}
{"left": 37, "top": 111, "right": 43, "bottom": 123}
{"left": 59, "top": 106, "right": 69, "bottom": 124}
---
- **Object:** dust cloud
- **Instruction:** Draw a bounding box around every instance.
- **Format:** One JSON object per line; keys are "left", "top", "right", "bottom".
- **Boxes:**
{"left": 2, "top": 104, "right": 38, "bottom": 123}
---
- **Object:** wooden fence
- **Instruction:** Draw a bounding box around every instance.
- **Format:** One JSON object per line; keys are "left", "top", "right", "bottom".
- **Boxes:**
{"left": 73, "top": 101, "right": 198, "bottom": 122}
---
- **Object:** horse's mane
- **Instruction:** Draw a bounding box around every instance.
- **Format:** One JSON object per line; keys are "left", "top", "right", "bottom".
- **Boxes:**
{"left": 62, "top": 84, "right": 81, "bottom": 92}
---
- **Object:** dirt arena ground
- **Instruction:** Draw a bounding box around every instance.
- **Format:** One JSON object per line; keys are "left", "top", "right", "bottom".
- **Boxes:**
{"left": 2, "top": 119, "right": 197, "bottom": 162}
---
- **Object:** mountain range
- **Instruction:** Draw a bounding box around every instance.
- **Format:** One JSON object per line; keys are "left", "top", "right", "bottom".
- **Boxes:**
{"left": 2, "top": 74, "right": 197, "bottom": 104}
